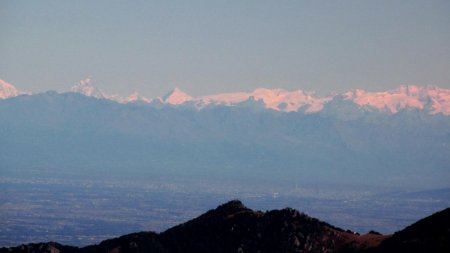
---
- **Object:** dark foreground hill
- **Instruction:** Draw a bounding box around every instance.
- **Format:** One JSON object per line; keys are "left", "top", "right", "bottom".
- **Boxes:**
{"left": 1, "top": 200, "right": 449, "bottom": 253}
{"left": 364, "top": 206, "right": 450, "bottom": 253}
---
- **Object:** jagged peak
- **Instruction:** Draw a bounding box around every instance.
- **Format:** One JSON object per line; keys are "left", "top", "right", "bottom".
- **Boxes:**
{"left": 162, "top": 87, "right": 193, "bottom": 105}
{"left": 71, "top": 77, "right": 93, "bottom": 91}
{"left": 70, "top": 77, "right": 106, "bottom": 99}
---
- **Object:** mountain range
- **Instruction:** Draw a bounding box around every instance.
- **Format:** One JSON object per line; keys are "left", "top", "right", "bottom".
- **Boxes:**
{"left": 1, "top": 200, "right": 449, "bottom": 253}
{"left": 1, "top": 79, "right": 450, "bottom": 189}
{"left": 1, "top": 78, "right": 450, "bottom": 115}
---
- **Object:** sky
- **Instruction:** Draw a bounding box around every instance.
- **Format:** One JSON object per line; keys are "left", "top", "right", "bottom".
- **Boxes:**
{"left": 1, "top": 0, "right": 450, "bottom": 97}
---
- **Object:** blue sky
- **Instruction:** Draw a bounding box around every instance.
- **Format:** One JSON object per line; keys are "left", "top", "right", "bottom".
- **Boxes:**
{"left": 1, "top": 0, "right": 449, "bottom": 97}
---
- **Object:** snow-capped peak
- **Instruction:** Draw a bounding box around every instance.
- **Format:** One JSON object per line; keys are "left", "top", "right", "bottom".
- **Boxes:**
{"left": 125, "top": 92, "right": 151, "bottom": 103}
{"left": 0, "top": 79, "right": 21, "bottom": 99}
{"left": 4, "top": 78, "right": 450, "bottom": 115}
{"left": 197, "top": 88, "right": 330, "bottom": 113}
{"left": 248, "top": 88, "right": 330, "bottom": 112}
{"left": 341, "top": 85, "right": 450, "bottom": 115}
{"left": 70, "top": 78, "right": 106, "bottom": 99}
{"left": 162, "top": 87, "right": 193, "bottom": 105}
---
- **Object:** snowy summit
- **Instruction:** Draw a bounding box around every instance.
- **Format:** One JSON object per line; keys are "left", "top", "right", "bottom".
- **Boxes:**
{"left": 0, "top": 80, "right": 21, "bottom": 99}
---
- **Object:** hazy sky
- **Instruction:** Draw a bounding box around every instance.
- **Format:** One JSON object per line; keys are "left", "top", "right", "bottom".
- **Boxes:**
{"left": 1, "top": 0, "right": 449, "bottom": 97}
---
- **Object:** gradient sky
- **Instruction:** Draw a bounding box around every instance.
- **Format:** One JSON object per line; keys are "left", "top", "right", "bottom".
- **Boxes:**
{"left": 1, "top": 0, "right": 450, "bottom": 97}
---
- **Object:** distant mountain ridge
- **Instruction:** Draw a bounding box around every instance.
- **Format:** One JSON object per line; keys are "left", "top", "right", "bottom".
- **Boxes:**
{"left": 1, "top": 86, "right": 449, "bottom": 189}
{"left": 1, "top": 200, "right": 449, "bottom": 253}
{"left": 1, "top": 78, "right": 449, "bottom": 115}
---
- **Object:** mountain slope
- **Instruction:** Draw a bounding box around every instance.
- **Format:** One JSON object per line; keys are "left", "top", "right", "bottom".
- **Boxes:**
{"left": 365, "top": 207, "right": 450, "bottom": 253}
